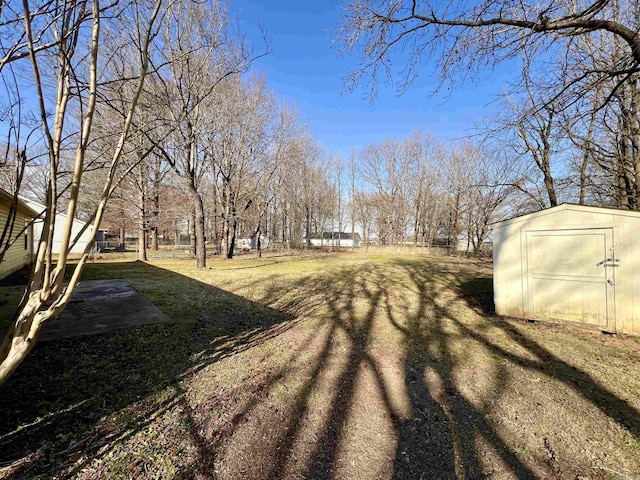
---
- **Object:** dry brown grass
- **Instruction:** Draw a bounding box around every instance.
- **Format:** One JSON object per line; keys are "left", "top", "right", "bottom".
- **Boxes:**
{"left": 1, "top": 252, "right": 639, "bottom": 479}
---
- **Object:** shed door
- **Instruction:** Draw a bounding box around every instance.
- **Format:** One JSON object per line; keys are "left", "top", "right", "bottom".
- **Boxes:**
{"left": 524, "top": 228, "right": 615, "bottom": 331}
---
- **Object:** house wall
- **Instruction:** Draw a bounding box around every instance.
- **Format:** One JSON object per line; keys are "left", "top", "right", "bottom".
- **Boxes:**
{"left": 250, "top": 235, "right": 270, "bottom": 249}
{"left": 0, "top": 202, "right": 33, "bottom": 279}
{"left": 493, "top": 206, "right": 640, "bottom": 335}
{"left": 32, "top": 215, "right": 94, "bottom": 255}
{"left": 235, "top": 238, "right": 252, "bottom": 250}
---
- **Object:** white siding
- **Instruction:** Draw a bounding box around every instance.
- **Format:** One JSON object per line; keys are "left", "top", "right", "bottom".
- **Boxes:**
{"left": 32, "top": 216, "right": 94, "bottom": 255}
{"left": 309, "top": 238, "right": 356, "bottom": 247}
{"left": 23, "top": 200, "right": 94, "bottom": 255}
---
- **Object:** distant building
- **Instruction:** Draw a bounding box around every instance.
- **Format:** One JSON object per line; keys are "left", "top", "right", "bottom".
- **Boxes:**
{"left": 235, "top": 237, "right": 252, "bottom": 251}
{"left": 307, "top": 232, "right": 362, "bottom": 248}
{"left": 93, "top": 228, "right": 111, "bottom": 251}
{"left": 250, "top": 234, "right": 269, "bottom": 250}
{"left": 235, "top": 234, "right": 270, "bottom": 251}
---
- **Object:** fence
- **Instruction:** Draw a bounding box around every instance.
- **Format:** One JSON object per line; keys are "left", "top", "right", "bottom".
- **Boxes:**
{"left": 93, "top": 241, "right": 491, "bottom": 259}
{"left": 341, "top": 244, "right": 453, "bottom": 256}
{"left": 94, "top": 239, "right": 139, "bottom": 251}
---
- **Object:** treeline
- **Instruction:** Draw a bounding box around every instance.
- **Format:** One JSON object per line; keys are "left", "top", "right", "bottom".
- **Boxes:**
{"left": 97, "top": 126, "right": 517, "bottom": 259}
{"left": 5, "top": 0, "right": 640, "bottom": 273}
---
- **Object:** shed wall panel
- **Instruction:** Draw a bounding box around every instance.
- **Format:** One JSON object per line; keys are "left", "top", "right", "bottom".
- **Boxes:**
{"left": 493, "top": 221, "right": 524, "bottom": 318}
{"left": 33, "top": 217, "right": 93, "bottom": 255}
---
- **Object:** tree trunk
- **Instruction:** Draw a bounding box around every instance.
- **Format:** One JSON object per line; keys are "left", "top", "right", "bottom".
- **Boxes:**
{"left": 227, "top": 217, "right": 237, "bottom": 259}
{"left": 256, "top": 224, "right": 262, "bottom": 259}
{"left": 138, "top": 183, "right": 147, "bottom": 261}
{"left": 351, "top": 217, "right": 355, "bottom": 249}
{"left": 305, "top": 208, "right": 311, "bottom": 249}
{"left": 193, "top": 191, "right": 207, "bottom": 268}
{"left": 543, "top": 170, "right": 558, "bottom": 207}
{"left": 150, "top": 189, "right": 159, "bottom": 251}
{"left": 150, "top": 227, "right": 158, "bottom": 250}
{"left": 0, "top": 297, "right": 47, "bottom": 383}
{"left": 138, "top": 229, "right": 147, "bottom": 261}
{"left": 578, "top": 87, "right": 601, "bottom": 205}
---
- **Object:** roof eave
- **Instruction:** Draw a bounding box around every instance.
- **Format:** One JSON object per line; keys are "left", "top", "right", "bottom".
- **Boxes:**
{"left": 491, "top": 203, "right": 640, "bottom": 228}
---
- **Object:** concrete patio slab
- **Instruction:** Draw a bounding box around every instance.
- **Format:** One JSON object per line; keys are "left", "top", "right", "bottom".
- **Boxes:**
{"left": 39, "top": 279, "right": 170, "bottom": 342}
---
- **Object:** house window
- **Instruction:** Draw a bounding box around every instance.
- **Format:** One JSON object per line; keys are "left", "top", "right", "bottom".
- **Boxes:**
{"left": 24, "top": 233, "right": 28, "bottom": 250}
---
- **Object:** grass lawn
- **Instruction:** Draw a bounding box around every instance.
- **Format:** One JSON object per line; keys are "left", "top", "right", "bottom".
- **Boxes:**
{"left": 1, "top": 252, "right": 639, "bottom": 479}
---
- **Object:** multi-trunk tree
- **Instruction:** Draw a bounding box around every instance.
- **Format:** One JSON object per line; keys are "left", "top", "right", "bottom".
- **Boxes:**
{"left": 208, "top": 76, "right": 294, "bottom": 259}
{"left": 0, "top": 0, "right": 168, "bottom": 384}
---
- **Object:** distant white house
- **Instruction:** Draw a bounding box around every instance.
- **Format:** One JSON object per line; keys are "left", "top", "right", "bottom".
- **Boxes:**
{"left": 21, "top": 198, "right": 95, "bottom": 255}
{"left": 307, "top": 232, "right": 362, "bottom": 248}
{"left": 251, "top": 234, "right": 269, "bottom": 250}
{"left": 235, "top": 234, "right": 270, "bottom": 251}
{"left": 235, "top": 237, "right": 252, "bottom": 251}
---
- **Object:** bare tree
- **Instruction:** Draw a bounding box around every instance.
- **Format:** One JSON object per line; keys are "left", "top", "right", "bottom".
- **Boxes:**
{"left": 357, "top": 138, "right": 414, "bottom": 245}
{"left": 149, "top": 0, "right": 260, "bottom": 268}
{"left": 352, "top": 191, "right": 375, "bottom": 246}
{"left": 280, "top": 134, "right": 333, "bottom": 248}
{"left": 338, "top": 2, "right": 640, "bottom": 213}
{"left": 554, "top": 20, "right": 640, "bottom": 209}
{"left": 348, "top": 152, "right": 358, "bottom": 247}
{"left": 338, "top": 0, "right": 640, "bottom": 107}
{"left": 208, "top": 76, "right": 286, "bottom": 259}
{"left": 461, "top": 145, "right": 517, "bottom": 253}
{"left": 490, "top": 87, "right": 563, "bottom": 208}
{"left": 0, "top": 0, "right": 167, "bottom": 383}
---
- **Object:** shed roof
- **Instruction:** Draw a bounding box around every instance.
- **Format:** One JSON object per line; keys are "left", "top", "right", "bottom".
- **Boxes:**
{"left": 19, "top": 197, "right": 90, "bottom": 227}
{"left": 491, "top": 203, "right": 640, "bottom": 228}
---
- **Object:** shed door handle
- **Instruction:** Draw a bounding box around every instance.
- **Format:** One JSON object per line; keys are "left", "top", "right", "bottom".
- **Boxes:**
{"left": 597, "top": 258, "right": 620, "bottom": 267}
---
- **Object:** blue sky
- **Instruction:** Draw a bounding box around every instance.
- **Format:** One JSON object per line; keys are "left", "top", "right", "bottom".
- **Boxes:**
{"left": 231, "top": 0, "right": 519, "bottom": 158}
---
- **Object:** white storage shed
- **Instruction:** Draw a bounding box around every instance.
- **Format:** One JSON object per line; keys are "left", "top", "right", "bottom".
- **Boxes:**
{"left": 492, "top": 204, "right": 640, "bottom": 336}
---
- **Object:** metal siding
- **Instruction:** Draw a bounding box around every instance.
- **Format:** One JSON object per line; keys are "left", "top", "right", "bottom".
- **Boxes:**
{"left": 493, "top": 221, "right": 524, "bottom": 318}
{"left": 493, "top": 205, "right": 640, "bottom": 336}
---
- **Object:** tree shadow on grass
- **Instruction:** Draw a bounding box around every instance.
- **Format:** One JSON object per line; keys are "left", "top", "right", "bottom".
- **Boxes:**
{"left": 375, "top": 260, "right": 535, "bottom": 479}
{"left": 393, "top": 258, "right": 640, "bottom": 477}
{"left": 2, "top": 256, "right": 639, "bottom": 479}
{"left": 454, "top": 263, "right": 640, "bottom": 443}
{"left": 207, "top": 259, "right": 537, "bottom": 479}
{"left": 458, "top": 276, "right": 495, "bottom": 315}
{"left": 0, "top": 261, "right": 301, "bottom": 479}
{"left": 168, "top": 256, "right": 639, "bottom": 478}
